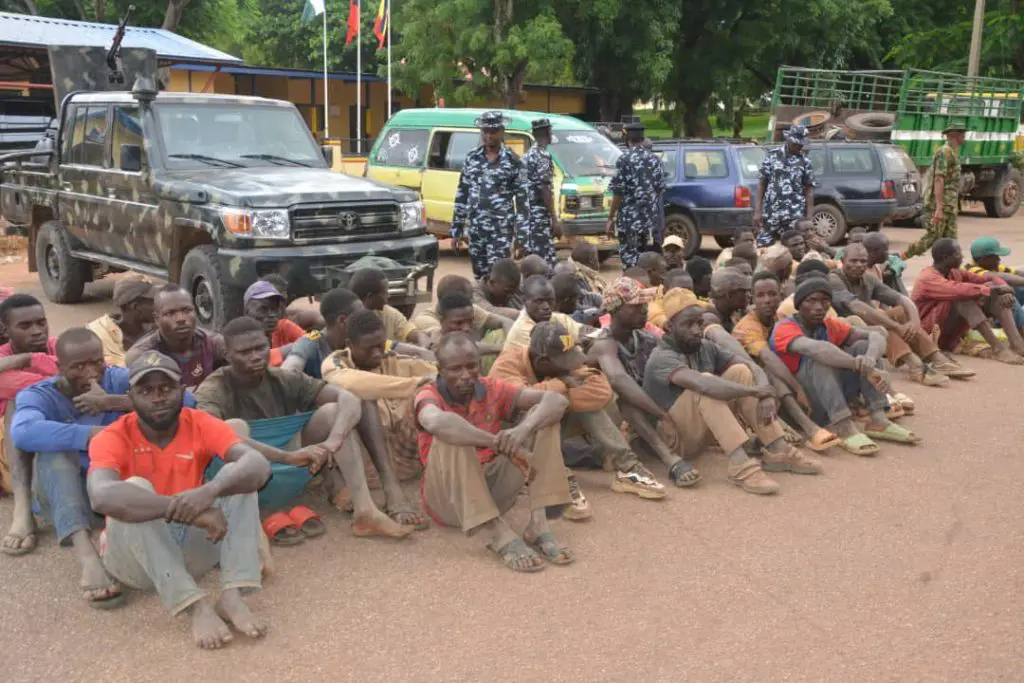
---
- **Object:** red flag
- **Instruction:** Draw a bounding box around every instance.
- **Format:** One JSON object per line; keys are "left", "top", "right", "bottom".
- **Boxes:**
{"left": 373, "top": 0, "right": 388, "bottom": 48}
{"left": 345, "top": 0, "right": 360, "bottom": 45}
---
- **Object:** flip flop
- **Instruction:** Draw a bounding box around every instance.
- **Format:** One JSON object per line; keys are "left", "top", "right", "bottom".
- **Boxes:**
{"left": 884, "top": 402, "right": 906, "bottom": 420}
{"left": 839, "top": 433, "right": 880, "bottom": 457}
{"left": 863, "top": 423, "right": 921, "bottom": 444}
{"left": 288, "top": 505, "right": 326, "bottom": 539}
{"left": 526, "top": 532, "right": 575, "bottom": 566}
{"left": 491, "top": 538, "right": 545, "bottom": 573}
{"left": 668, "top": 460, "right": 702, "bottom": 487}
{"left": 806, "top": 428, "right": 842, "bottom": 452}
{"left": 387, "top": 506, "right": 430, "bottom": 531}
{"left": 262, "top": 512, "right": 305, "bottom": 547}
{"left": 0, "top": 531, "right": 37, "bottom": 556}
{"left": 891, "top": 392, "right": 915, "bottom": 414}
{"left": 83, "top": 582, "right": 125, "bottom": 610}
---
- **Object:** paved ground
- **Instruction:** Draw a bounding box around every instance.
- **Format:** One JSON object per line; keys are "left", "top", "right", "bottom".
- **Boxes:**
{"left": 3, "top": 209, "right": 1024, "bottom": 682}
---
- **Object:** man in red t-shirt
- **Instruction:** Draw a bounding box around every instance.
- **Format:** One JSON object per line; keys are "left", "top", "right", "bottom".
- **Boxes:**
{"left": 415, "top": 332, "right": 574, "bottom": 573}
{"left": 769, "top": 277, "right": 919, "bottom": 456}
{"left": 87, "top": 351, "right": 272, "bottom": 650}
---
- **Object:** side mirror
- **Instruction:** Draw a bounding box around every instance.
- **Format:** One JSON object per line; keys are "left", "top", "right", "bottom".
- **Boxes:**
{"left": 120, "top": 143, "right": 142, "bottom": 172}
{"left": 321, "top": 145, "right": 335, "bottom": 167}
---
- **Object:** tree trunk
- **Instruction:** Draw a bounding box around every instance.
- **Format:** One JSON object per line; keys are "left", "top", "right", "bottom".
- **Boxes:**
{"left": 162, "top": 0, "right": 190, "bottom": 31}
{"left": 21, "top": 0, "right": 38, "bottom": 15}
{"left": 682, "top": 105, "right": 712, "bottom": 138}
{"left": 94, "top": 0, "right": 107, "bottom": 22}
{"left": 501, "top": 61, "right": 526, "bottom": 110}
{"left": 71, "top": 0, "right": 87, "bottom": 19}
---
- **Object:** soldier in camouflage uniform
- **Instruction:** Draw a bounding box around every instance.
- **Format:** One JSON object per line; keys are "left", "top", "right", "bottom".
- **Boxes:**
{"left": 451, "top": 111, "right": 528, "bottom": 280}
{"left": 606, "top": 122, "right": 665, "bottom": 268}
{"left": 518, "top": 119, "right": 559, "bottom": 267}
{"left": 754, "top": 124, "right": 815, "bottom": 247}
{"left": 903, "top": 123, "right": 965, "bottom": 260}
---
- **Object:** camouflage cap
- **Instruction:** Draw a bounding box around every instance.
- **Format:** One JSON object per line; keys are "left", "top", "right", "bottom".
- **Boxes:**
{"left": 529, "top": 321, "right": 586, "bottom": 371}
{"left": 128, "top": 350, "right": 182, "bottom": 386}
{"left": 531, "top": 118, "right": 552, "bottom": 131}
{"left": 112, "top": 278, "right": 156, "bottom": 308}
{"left": 784, "top": 124, "right": 809, "bottom": 146}
{"left": 602, "top": 277, "right": 657, "bottom": 313}
{"left": 942, "top": 119, "right": 967, "bottom": 134}
{"left": 475, "top": 111, "right": 509, "bottom": 130}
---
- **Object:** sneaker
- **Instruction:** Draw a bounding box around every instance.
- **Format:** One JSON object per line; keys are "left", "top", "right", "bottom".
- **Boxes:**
{"left": 761, "top": 446, "right": 824, "bottom": 475}
{"left": 563, "top": 471, "right": 593, "bottom": 521}
{"left": 930, "top": 355, "right": 976, "bottom": 379}
{"left": 727, "top": 460, "right": 780, "bottom": 495}
{"left": 611, "top": 464, "right": 667, "bottom": 500}
{"left": 907, "top": 363, "right": 949, "bottom": 387}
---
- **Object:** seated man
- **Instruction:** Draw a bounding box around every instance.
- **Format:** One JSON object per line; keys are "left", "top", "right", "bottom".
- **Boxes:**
{"left": 685, "top": 256, "right": 714, "bottom": 301}
{"left": 196, "top": 316, "right": 420, "bottom": 538}
{"left": 87, "top": 278, "right": 156, "bottom": 367}
{"left": 243, "top": 280, "right": 305, "bottom": 350}
{"left": 436, "top": 292, "right": 504, "bottom": 375}
{"left": 862, "top": 232, "right": 909, "bottom": 296}
{"left": 777, "top": 260, "right": 839, "bottom": 320}
{"left": 520, "top": 254, "right": 551, "bottom": 280}
{"left": 125, "top": 285, "right": 226, "bottom": 390}
{"left": 912, "top": 238, "right": 1024, "bottom": 364}
{"left": 0, "top": 294, "right": 58, "bottom": 549}
{"left": 714, "top": 227, "right": 756, "bottom": 269}
{"left": 966, "top": 236, "right": 1024, "bottom": 331}
{"left": 728, "top": 243, "right": 758, "bottom": 276}
{"left": 722, "top": 256, "right": 754, "bottom": 277}
{"left": 709, "top": 268, "right": 752, "bottom": 333}
{"left": 590, "top": 278, "right": 702, "bottom": 487}
{"left": 643, "top": 289, "right": 822, "bottom": 495}
{"left": 492, "top": 320, "right": 666, "bottom": 500}
{"left": 637, "top": 251, "right": 668, "bottom": 293}
{"left": 416, "top": 332, "right": 574, "bottom": 573}
{"left": 770, "top": 278, "right": 919, "bottom": 456}
{"left": 7, "top": 328, "right": 139, "bottom": 606}
{"left": 87, "top": 351, "right": 272, "bottom": 650}
{"left": 412, "top": 274, "right": 512, "bottom": 343}
{"left": 506, "top": 275, "right": 593, "bottom": 349}
{"left": 321, "top": 308, "right": 437, "bottom": 484}
{"left": 732, "top": 273, "right": 841, "bottom": 450}
{"left": 662, "top": 234, "right": 687, "bottom": 270}
{"left": 647, "top": 269, "right": 699, "bottom": 331}
{"left": 553, "top": 261, "right": 603, "bottom": 309}
{"left": 567, "top": 241, "right": 608, "bottom": 295}
{"left": 474, "top": 257, "right": 524, "bottom": 319}
{"left": 552, "top": 272, "right": 600, "bottom": 326}
{"left": 780, "top": 229, "right": 809, "bottom": 263}
{"left": 830, "top": 242, "right": 972, "bottom": 385}
{"left": 760, "top": 243, "right": 795, "bottom": 294}
{"left": 349, "top": 267, "right": 431, "bottom": 348}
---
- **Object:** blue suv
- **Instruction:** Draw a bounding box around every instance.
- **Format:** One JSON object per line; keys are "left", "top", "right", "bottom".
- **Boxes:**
{"left": 651, "top": 140, "right": 765, "bottom": 259}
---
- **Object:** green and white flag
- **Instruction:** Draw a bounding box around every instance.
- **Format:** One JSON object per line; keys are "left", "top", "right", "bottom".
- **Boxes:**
{"left": 301, "top": 0, "right": 325, "bottom": 22}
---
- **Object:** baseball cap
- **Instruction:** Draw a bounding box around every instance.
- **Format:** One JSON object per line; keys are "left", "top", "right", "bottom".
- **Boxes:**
{"left": 662, "top": 235, "right": 685, "bottom": 250}
{"left": 475, "top": 110, "right": 508, "bottom": 130}
{"left": 529, "top": 321, "right": 586, "bottom": 371}
{"left": 970, "top": 236, "right": 1010, "bottom": 260}
{"left": 602, "top": 277, "right": 657, "bottom": 313}
{"left": 112, "top": 278, "right": 156, "bottom": 308}
{"left": 128, "top": 350, "right": 182, "bottom": 386}
{"left": 661, "top": 288, "right": 704, "bottom": 322}
{"left": 244, "top": 280, "right": 284, "bottom": 304}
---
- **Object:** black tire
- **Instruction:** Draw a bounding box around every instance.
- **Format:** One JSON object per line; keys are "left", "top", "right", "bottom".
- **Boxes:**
{"left": 983, "top": 168, "right": 1022, "bottom": 218}
{"left": 664, "top": 211, "right": 700, "bottom": 259}
{"left": 179, "top": 244, "right": 244, "bottom": 331}
{"left": 713, "top": 234, "right": 734, "bottom": 248}
{"left": 35, "top": 220, "right": 88, "bottom": 303}
{"left": 809, "top": 204, "right": 847, "bottom": 245}
{"left": 845, "top": 112, "right": 895, "bottom": 139}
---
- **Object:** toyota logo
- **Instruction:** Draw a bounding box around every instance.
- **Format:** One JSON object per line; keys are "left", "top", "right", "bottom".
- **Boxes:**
{"left": 335, "top": 212, "right": 360, "bottom": 229}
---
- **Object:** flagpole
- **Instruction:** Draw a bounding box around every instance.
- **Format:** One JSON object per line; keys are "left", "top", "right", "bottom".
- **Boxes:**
{"left": 356, "top": 1, "right": 362, "bottom": 155}
{"left": 323, "top": 8, "right": 329, "bottom": 138}
{"left": 386, "top": 0, "right": 392, "bottom": 119}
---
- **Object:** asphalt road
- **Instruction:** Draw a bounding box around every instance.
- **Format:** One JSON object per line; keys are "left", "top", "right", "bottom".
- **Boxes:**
{"left": 2, "top": 209, "right": 1024, "bottom": 682}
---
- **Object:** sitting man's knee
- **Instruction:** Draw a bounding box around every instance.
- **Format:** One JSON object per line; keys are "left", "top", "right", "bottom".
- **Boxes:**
{"left": 723, "top": 363, "right": 753, "bottom": 383}
{"left": 847, "top": 338, "right": 871, "bottom": 355}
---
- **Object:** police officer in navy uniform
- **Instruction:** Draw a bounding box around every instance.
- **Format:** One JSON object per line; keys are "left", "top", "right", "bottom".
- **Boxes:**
{"left": 451, "top": 111, "right": 529, "bottom": 280}
{"left": 605, "top": 121, "right": 665, "bottom": 267}
{"left": 518, "top": 118, "right": 560, "bottom": 267}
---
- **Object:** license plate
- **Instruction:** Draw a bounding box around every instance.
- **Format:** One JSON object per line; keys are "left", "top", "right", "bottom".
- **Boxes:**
{"left": 903, "top": 183, "right": 916, "bottom": 193}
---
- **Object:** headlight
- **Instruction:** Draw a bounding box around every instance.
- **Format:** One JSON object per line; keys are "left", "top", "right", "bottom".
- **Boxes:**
{"left": 221, "top": 209, "right": 290, "bottom": 239}
{"left": 399, "top": 200, "right": 424, "bottom": 232}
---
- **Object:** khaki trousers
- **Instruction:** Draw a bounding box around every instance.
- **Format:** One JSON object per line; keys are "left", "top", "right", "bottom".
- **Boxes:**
{"left": 423, "top": 423, "right": 570, "bottom": 533}
{"left": 884, "top": 306, "right": 940, "bottom": 365}
{"left": 658, "top": 364, "right": 784, "bottom": 458}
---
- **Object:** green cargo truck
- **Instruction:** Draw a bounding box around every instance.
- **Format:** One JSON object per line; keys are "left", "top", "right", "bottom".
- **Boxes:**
{"left": 769, "top": 67, "right": 1023, "bottom": 219}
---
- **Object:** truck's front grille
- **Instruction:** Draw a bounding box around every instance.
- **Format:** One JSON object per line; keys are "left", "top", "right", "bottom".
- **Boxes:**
{"left": 291, "top": 203, "right": 400, "bottom": 242}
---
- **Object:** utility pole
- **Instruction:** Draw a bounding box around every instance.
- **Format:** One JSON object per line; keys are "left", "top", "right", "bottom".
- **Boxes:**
{"left": 967, "top": 0, "right": 985, "bottom": 77}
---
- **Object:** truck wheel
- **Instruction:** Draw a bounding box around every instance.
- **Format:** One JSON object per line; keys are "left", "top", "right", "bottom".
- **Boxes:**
{"left": 664, "top": 211, "right": 700, "bottom": 259}
{"left": 845, "top": 113, "right": 895, "bottom": 140}
{"left": 713, "top": 235, "right": 734, "bottom": 248}
{"left": 179, "top": 245, "right": 244, "bottom": 331}
{"left": 35, "top": 220, "right": 88, "bottom": 303}
{"left": 983, "top": 169, "right": 1022, "bottom": 218}
{"left": 810, "top": 204, "right": 847, "bottom": 245}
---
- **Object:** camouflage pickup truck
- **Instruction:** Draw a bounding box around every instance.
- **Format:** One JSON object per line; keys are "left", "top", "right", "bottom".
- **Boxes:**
{"left": 0, "top": 44, "right": 437, "bottom": 328}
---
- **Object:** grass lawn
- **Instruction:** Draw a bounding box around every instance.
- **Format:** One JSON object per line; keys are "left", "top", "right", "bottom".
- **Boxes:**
{"left": 636, "top": 109, "right": 772, "bottom": 141}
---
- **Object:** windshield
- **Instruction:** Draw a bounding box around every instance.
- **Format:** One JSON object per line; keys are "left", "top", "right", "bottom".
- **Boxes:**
{"left": 549, "top": 130, "right": 621, "bottom": 178}
{"left": 879, "top": 145, "right": 918, "bottom": 175}
{"left": 156, "top": 104, "right": 324, "bottom": 170}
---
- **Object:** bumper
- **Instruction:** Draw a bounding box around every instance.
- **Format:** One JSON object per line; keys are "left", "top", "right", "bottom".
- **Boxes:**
{"left": 217, "top": 234, "right": 439, "bottom": 303}
{"left": 841, "top": 199, "right": 899, "bottom": 225}
{"left": 560, "top": 217, "right": 606, "bottom": 237}
{"left": 890, "top": 199, "right": 924, "bottom": 220}
{"left": 692, "top": 207, "right": 755, "bottom": 235}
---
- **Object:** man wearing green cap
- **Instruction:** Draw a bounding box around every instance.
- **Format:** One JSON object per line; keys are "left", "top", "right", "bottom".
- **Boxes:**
{"left": 966, "top": 236, "right": 1024, "bottom": 330}
{"left": 903, "top": 122, "right": 966, "bottom": 260}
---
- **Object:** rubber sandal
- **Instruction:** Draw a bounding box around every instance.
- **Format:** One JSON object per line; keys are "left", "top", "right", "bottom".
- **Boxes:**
{"left": 83, "top": 583, "right": 125, "bottom": 610}
{"left": 262, "top": 512, "right": 305, "bottom": 546}
{"left": 288, "top": 505, "right": 326, "bottom": 539}
{"left": 491, "top": 538, "right": 545, "bottom": 573}
{"left": 863, "top": 423, "right": 921, "bottom": 444}
{"left": 884, "top": 402, "right": 906, "bottom": 420}
{"left": 891, "top": 392, "right": 915, "bottom": 414}
{"left": 387, "top": 506, "right": 429, "bottom": 531}
{"left": 806, "top": 428, "right": 842, "bottom": 452}
{"left": 668, "top": 460, "right": 702, "bottom": 487}
{"left": 527, "top": 532, "right": 575, "bottom": 566}
{"left": 0, "top": 531, "right": 37, "bottom": 556}
{"left": 839, "top": 433, "right": 880, "bottom": 456}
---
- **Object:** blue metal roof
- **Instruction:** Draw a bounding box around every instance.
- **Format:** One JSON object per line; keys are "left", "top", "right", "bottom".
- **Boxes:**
{"left": 0, "top": 11, "right": 241, "bottom": 64}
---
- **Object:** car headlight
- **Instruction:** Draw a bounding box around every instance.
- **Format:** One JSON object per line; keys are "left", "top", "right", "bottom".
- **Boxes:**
{"left": 399, "top": 200, "right": 424, "bottom": 232}
{"left": 221, "top": 209, "right": 290, "bottom": 239}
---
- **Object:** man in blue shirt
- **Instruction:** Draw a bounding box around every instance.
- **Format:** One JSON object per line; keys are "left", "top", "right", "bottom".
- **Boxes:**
{"left": 9, "top": 327, "right": 194, "bottom": 608}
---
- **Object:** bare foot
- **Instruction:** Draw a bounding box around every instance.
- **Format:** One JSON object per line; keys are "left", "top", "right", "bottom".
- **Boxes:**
{"left": 1, "top": 515, "right": 37, "bottom": 556}
{"left": 191, "top": 600, "right": 233, "bottom": 650}
{"left": 216, "top": 588, "right": 267, "bottom": 639}
{"left": 79, "top": 554, "right": 120, "bottom": 603}
{"left": 352, "top": 510, "right": 414, "bottom": 538}
{"left": 386, "top": 502, "right": 429, "bottom": 531}
{"left": 995, "top": 348, "right": 1024, "bottom": 365}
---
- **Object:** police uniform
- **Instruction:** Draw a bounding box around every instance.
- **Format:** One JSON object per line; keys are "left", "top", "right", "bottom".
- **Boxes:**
{"left": 451, "top": 111, "right": 528, "bottom": 280}
{"left": 609, "top": 122, "right": 665, "bottom": 267}
{"left": 904, "top": 123, "right": 964, "bottom": 260}
{"left": 519, "top": 118, "right": 558, "bottom": 267}
{"left": 756, "top": 124, "right": 816, "bottom": 247}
